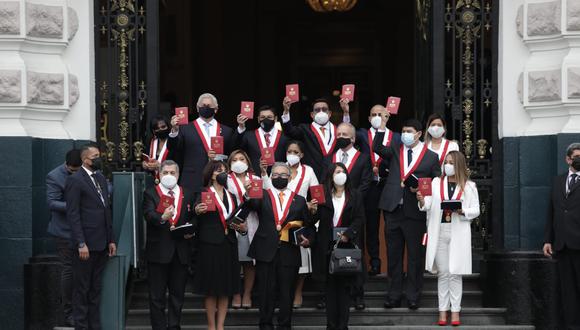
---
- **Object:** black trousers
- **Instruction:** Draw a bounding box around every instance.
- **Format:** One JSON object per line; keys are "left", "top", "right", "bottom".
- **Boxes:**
{"left": 55, "top": 237, "right": 74, "bottom": 323}
{"left": 365, "top": 181, "right": 385, "bottom": 265}
{"left": 556, "top": 248, "right": 580, "bottom": 329}
{"left": 326, "top": 273, "right": 353, "bottom": 330}
{"left": 72, "top": 249, "right": 108, "bottom": 330}
{"left": 383, "top": 207, "right": 426, "bottom": 302}
{"left": 256, "top": 250, "right": 299, "bottom": 330}
{"left": 148, "top": 253, "right": 189, "bottom": 330}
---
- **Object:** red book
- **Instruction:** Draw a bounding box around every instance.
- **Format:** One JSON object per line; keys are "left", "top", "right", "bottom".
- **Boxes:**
{"left": 211, "top": 136, "right": 224, "bottom": 154}
{"left": 201, "top": 192, "right": 216, "bottom": 211}
{"left": 248, "top": 179, "right": 263, "bottom": 199}
{"left": 418, "top": 177, "right": 432, "bottom": 196}
{"left": 240, "top": 101, "right": 254, "bottom": 119}
{"left": 175, "top": 107, "right": 189, "bottom": 125}
{"left": 386, "top": 97, "right": 401, "bottom": 115}
{"left": 286, "top": 84, "right": 299, "bottom": 103}
{"left": 261, "top": 147, "right": 275, "bottom": 166}
{"left": 156, "top": 195, "right": 175, "bottom": 214}
{"left": 342, "top": 84, "right": 355, "bottom": 101}
{"left": 309, "top": 185, "right": 326, "bottom": 204}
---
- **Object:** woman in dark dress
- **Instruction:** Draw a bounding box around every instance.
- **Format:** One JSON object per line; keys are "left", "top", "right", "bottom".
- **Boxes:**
{"left": 311, "top": 162, "right": 365, "bottom": 330}
{"left": 192, "top": 160, "right": 246, "bottom": 330}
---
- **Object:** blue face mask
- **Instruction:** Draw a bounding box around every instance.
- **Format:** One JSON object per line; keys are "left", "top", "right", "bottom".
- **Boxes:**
{"left": 401, "top": 132, "right": 416, "bottom": 147}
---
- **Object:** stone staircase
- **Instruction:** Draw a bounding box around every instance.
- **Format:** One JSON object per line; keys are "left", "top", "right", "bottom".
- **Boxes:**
{"left": 124, "top": 274, "right": 535, "bottom": 329}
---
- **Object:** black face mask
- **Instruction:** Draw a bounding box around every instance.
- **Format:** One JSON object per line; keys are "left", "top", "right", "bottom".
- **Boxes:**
{"left": 155, "top": 129, "right": 170, "bottom": 139}
{"left": 90, "top": 157, "right": 103, "bottom": 171}
{"left": 335, "top": 137, "right": 352, "bottom": 150}
{"left": 198, "top": 106, "right": 215, "bottom": 119}
{"left": 272, "top": 177, "right": 289, "bottom": 190}
{"left": 260, "top": 118, "right": 275, "bottom": 132}
{"left": 572, "top": 157, "right": 580, "bottom": 171}
{"left": 216, "top": 172, "right": 228, "bottom": 187}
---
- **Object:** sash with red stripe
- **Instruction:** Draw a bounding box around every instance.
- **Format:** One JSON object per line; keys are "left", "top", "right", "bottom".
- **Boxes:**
{"left": 209, "top": 186, "right": 234, "bottom": 232}
{"left": 229, "top": 173, "right": 247, "bottom": 202}
{"left": 334, "top": 195, "right": 349, "bottom": 227}
{"left": 267, "top": 189, "right": 295, "bottom": 229}
{"left": 399, "top": 144, "right": 429, "bottom": 185}
{"left": 437, "top": 140, "right": 450, "bottom": 166}
{"left": 439, "top": 176, "right": 464, "bottom": 201}
{"left": 255, "top": 129, "right": 282, "bottom": 154}
{"left": 155, "top": 185, "right": 183, "bottom": 226}
{"left": 290, "top": 164, "right": 307, "bottom": 195}
{"left": 193, "top": 120, "right": 222, "bottom": 153}
{"left": 368, "top": 129, "right": 392, "bottom": 167}
{"left": 310, "top": 123, "right": 336, "bottom": 156}
{"left": 332, "top": 150, "right": 361, "bottom": 174}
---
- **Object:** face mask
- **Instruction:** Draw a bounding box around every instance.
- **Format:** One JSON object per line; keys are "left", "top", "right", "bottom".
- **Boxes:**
{"left": 428, "top": 125, "right": 445, "bottom": 139}
{"left": 333, "top": 172, "right": 347, "bottom": 186}
{"left": 336, "top": 137, "right": 352, "bottom": 150}
{"left": 260, "top": 118, "right": 275, "bottom": 132}
{"left": 216, "top": 172, "right": 228, "bottom": 186}
{"left": 287, "top": 154, "right": 300, "bottom": 166}
{"left": 572, "top": 157, "right": 580, "bottom": 171}
{"left": 444, "top": 164, "right": 456, "bottom": 177}
{"left": 314, "top": 111, "right": 330, "bottom": 126}
{"left": 401, "top": 132, "right": 416, "bottom": 147}
{"left": 272, "top": 177, "right": 289, "bottom": 190}
{"left": 231, "top": 161, "right": 248, "bottom": 174}
{"left": 370, "top": 116, "right": 382, "bottom": 130}
{"left": 160, "top": 174, "right": 177, "bottom": 189}
{"left": 155, "top": 129, "right": 170, "bottom": 140}
{"left": 198, "top": 106, "right": 215, "bottom": 119}
{"left": 90, "top": 157, "right": 103, "bottom": 171}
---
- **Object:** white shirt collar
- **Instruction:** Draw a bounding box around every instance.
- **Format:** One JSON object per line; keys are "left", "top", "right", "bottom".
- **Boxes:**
{"left": 404, "top": 141, "right": 424, "bottom": 154}
{"left": 312, "top": 121, "right": 330, "bottom": 130}
{"left": 338, "top": 146, "right": 357, "bottom": 158}
{"left": 196, "top": 117, "right": 218, "bottom": 127}
{"left": 269, "top": 186, "right": 291, "bottom": 196}
{"left": 258, "top": 126, "right": 278, "bottom": 136}
{"left": 158, "top": 183, "right": 180, "bottom": 196}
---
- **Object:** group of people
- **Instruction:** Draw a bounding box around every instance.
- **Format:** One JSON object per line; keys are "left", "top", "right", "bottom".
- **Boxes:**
{"left": 47, "top": 91, "right": 483, "bottom": 330}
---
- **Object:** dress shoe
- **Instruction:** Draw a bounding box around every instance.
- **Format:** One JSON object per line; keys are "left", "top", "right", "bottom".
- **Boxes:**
{"left": 407, "top": 300, "right": 419, "bottom": 310}
{"left": 354, "top": 296, "right": 366, "bottom": 310}
{"left": 438, "top": 320, "right": 448, "bottom": 326}
{"left": 383, "top": 299, "right": 401, "bottom": 308}
{"left": 451, "top": 320, "right": 461, "bottom": 326}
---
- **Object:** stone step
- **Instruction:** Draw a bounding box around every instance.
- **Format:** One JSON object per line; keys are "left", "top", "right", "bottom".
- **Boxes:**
{"left": 125, "top": 307, "right": 508, "bottom": 326}
{"left": 124, "top": 326, "right": 535, "bottom": 330}
{"left": 128, "top": 290, "right": 483, "bottom": 309}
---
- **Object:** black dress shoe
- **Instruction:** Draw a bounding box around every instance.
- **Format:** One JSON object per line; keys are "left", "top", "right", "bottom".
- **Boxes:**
{"left": 354, "top": 296, "right": 366, "bottom": 310}
{"left": 408, "top": 300, "right": 420, "bottom": 310}
{"left": 383, "top": 299, "right": 401, "bottom": 309}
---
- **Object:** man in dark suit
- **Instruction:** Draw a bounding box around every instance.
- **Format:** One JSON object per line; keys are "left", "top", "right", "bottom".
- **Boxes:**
{"left": 356, "top": 105, "right": 401, "bottom": 276}
{"left": 143, "top": 160, "right": 195, "bottom": 330}
{"left": 543, "top": 142, "right": 580, "bottom": 329}
{"left": 281, "top": 97, "right": 350, "bottom": 175}
{"left": 236, "top": 105, "right": 288, "bottom": 174}
{"left": 65, "top": 143, "right": 116, "bottom": 329}
{"left": 46, "top": 148, "right": 82, "bottom": 326}
{"left": 373, "top": 119, "right": 440, "bottom": 310}
{"left": 168, "top": 93, "right": 238, "bottom": 193}
{"left": 247, "top": 162, "right": 314, "bottom": 330}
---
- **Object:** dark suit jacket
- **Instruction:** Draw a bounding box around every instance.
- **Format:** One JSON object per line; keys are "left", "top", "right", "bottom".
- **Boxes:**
{"left": 373, "top": 133, "right": 441, "bottom": 219}
{"left": 247, "top": 190, "right": 312, "bottom": 267}
{"left": 325, "top": 150, "right": 373, "bottom": 197}
{"left": 544, "top": 173, "right": 580, "bottom": 251}
{"left": 143, "top": 186, "right": 195, "bottom": 264}
{"left": 311, "top": 189, "right": 365, "bottom": 281}
{"left": 168, "top": 120, "right": 238, "bottom": 193}
{"left": 191, "top": 189, "right": 238, "bottom": 245}
{"left": 46, "top": 164, "right": 72, "bottom": 239}
{"left": 65, "top": 168, "right": 114, "bottom": 251}
{"left": 282, "top": 121, "right": 335, "bottom": 176}
{"left": 356, "top": 128, "right": 401, "bottom": 180}
{"left": 239, "top": 129, "right": 288, "bottom": 175}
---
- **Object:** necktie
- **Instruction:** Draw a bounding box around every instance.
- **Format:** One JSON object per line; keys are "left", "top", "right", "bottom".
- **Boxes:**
{"left": 341, "top": 151, "right": 349, "bottom": 165}
{"left": 91, "top": 174, "right": 105, "bottom": 205}
{"left": 264, "top": 133, "right": 271, "bottom": 146}
{"left": 407, "top": 149, "right": 413, "bottom": 166}
{"left": 279, "top": 191, "right": 285, "bottom": 206}
{"left": 168, "top": 189, "right": 174, "bottom": 198}
{"left": 203, "top": 122, "right": 211, "bottom": 137}
{"left": 570, "top": 174, "right": 578, "bottom": 190}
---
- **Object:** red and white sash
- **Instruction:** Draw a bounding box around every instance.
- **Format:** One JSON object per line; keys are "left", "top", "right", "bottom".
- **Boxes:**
{"left": 399, "top": 144, "right": 429, "bottom": 183}
{"left": 333, "top": 196, "right": 348, "bottom": 227}
{"left": 332, "top": 149, "right": 361, "bottom": 174}
{"left": 267, "top": 189, "right": 295, "bottom": 228}
{"left": 229, "top": 172, "right": 248, "bottom": 203}
{"left": 155, "top": 184, "right": 183, "bottom": 226}
{"left": 439, "top": 176, "right": 464, "bottom": 201}
{"left": 193, "top": 120, "right": 221, "bottom": 153}
{"left": 149, "top": 138, "right": 169, "bottom": 162}
{"left": 310, "top": 123, "right": 337, "bottom": 156}
{"left": 289, "top": 164, "right": 307, "bottom": 195}
{"left": 368, "top": 128, "right": 392, "bottom": 167}
{"left": 255, "top": 129, "right": 282, "bottom": 151}
{"left": 430, "top": 139, "right": 451, "bottom": 166}
{"left": 209, "top": 186, "right": 234, "bottom": 231}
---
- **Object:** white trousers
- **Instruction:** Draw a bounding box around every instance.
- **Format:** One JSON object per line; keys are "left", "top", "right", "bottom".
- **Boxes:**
{"left": 434, "top": 223, "right": 463, "bottom": 312}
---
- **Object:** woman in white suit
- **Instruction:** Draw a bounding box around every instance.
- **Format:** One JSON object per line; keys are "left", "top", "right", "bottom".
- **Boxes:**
{"left": 416, "top": 150, "right": 480, "bottom": 326}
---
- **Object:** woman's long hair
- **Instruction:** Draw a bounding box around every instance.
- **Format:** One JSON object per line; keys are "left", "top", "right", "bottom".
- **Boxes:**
{"left": 201, "top": 160, "right": 228, "bottom": 188}
{"left": 445, "top": 150, "right": 469, "bottom": 190}
{"left": 323, "top": 162, "right": 352, "bottom": 197}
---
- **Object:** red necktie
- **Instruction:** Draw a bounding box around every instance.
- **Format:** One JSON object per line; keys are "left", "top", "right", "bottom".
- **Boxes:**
{"left": 264, "top": 133, "right": 271, "bottom": 146}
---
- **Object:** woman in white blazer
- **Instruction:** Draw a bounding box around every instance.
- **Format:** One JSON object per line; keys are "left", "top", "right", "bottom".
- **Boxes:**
{"left": 417, "top": 150, "right": 480, "bottom": 326}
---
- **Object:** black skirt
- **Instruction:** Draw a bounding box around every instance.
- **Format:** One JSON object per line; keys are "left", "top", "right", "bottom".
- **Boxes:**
{"left": 193, "top": 239, "right": 240, "bottom": 296}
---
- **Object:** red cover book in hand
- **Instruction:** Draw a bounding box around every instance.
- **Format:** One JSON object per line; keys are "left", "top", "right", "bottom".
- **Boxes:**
{"left": 156, "top": 195, "right": 175, "bottom": 214}
{"left": 240, "top": 101, "right": 254, "bottom": 119}
{"left": 201, "top": 192, "right": 216, "bottom": 211}
{"left": 342, "top": 84, "right": 355, "bottom": 101}
{"left": 309, "top": 185, "right": 326, "bottom": 204}
{"left": 248, "top": 179, "right": 263, "bottom": 199}
{"left": 418, "top": 177, "right": 432, "bottom": 196}
{"left": 386, "top": 97, "right": 401, "bottom": 115}
{"left": 286, "top": 84, "right": 299, "bottom": 103}
{"left": 211, "top": 136, "right": 224, "bottom": 154}
{"left": 261, "top": 147, "right": 275, "bottom": 166}
{"left": 175, "top": 107, "right": 189, "bottom": 125}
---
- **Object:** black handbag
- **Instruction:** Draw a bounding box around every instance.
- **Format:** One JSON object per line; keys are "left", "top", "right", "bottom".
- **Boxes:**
{"left": 328, "top": 241, "right": 362, "bottom": 275}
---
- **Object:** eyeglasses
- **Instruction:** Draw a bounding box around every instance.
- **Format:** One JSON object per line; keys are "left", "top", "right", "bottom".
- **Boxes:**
{"left": 271, "top": 173, "right": 290, "bottom": 179}
{"left": 313, "top": 107, "right": 329, "bottom": 112}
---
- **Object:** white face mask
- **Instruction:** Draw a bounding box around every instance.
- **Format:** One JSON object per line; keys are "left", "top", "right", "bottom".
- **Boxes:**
{"left": 160, "top": 174, "right": 177, "bottom": 189}
{"left": 444, "top": 163, "right": 455, "bottom": 177}
{"left": 428, "top": 125, "right": 445, "bottom": 139}
{"left": 314, "top": 111, "right": 330, "bottom": 126}
{"left": 286, "top": 154, "right": 301, "bottom": 166}
{"left": 231, "top": 160, "right": 248, "bottom": 174}
{"left": 333, "top": 172, "right": 347, "bottom": 186}
{"left": 401, "top": 132, "right": 416, "bottom": 147}
{"left": 370, "top": 116, "right": 382, "bottom": 130}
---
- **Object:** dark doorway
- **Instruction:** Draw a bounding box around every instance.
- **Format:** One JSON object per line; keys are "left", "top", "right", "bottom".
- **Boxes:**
{"left": 158, "top": 0, "right": 415, "bottom": 130}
